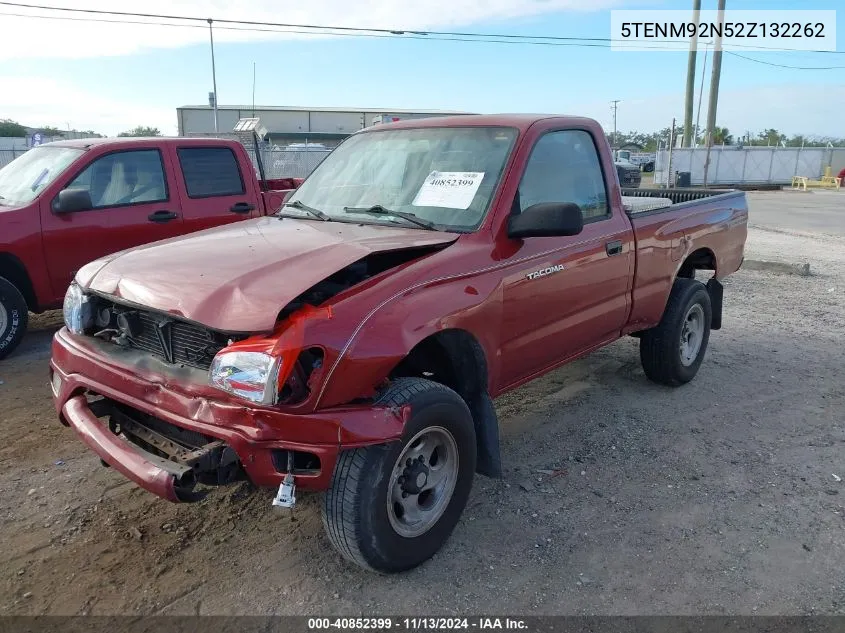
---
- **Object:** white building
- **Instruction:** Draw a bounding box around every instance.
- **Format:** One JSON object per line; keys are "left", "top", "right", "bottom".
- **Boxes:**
{"left": 177, "top": 105, "right": 473, "bottom": 148}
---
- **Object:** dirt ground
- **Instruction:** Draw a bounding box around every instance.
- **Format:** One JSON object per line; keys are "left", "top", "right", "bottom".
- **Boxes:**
{"left": 2, "top": 193, "right": 844, "bottom": 616}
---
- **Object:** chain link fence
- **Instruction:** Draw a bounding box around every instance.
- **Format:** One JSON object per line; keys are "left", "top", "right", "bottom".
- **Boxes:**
{"left": 247, "top": 147, "right": 332, "bottom": 179}
{"left": 0, "top": 148, "right": 27, "bottom": 169}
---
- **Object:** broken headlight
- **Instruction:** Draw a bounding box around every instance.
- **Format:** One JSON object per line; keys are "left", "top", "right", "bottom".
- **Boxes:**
{"left": 209, "top": 351, "right": 281, "bottom": 405}
{"left": 62, "top": 282, "right": 93, "bottom": 335}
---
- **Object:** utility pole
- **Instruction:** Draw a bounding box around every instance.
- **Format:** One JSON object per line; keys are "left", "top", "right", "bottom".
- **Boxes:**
{"left": 208, "top": 18, "right": 219, "bottom": 134}
{"left": 667, "top": 118, "right": 677, "bottom": 187}
{"left": 683, "top": 0, "right": 701, "bottom": 147}
{"left": 703, "top": 0, "right": 726, "bottom": 188}
{"left": 611, "top": 100, "right": 620, "bottom": 150}
{"left": 694, "top": 41, "right": 710, "bottom": 146}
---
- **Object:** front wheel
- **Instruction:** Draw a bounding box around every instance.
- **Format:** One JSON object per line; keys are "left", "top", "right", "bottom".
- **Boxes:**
{"left": 322, "top": 378, "right": 476, "bottom": 572}
{"left": 640, "top": 278, "right": 712, "bottom": 386}
{"left": 0, "top": 276, "right": 28, "bottom": 360}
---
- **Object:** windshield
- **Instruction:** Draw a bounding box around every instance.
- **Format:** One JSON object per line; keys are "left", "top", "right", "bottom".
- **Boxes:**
{"left": 0, "top": 146, "right": 84, "bottom": 206}
{"left": 286, "top": 126, "right": 517, "bottom": 231}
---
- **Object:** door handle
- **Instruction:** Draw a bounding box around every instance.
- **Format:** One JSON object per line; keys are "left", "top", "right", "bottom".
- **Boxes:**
{"left": 605, "top": 240, "right": 623, "bottom": 256}
{"left": 230, "top": 202, "right": 255, "bottom": 214}
{"left": 148, "top": 210, "right": 178, "bottom": 223}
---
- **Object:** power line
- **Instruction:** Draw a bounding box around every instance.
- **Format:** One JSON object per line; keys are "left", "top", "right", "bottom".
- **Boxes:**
{"left": 0, "top": 9, "right": 671, "bottom": 49}
{"left": 725, "top": 50, "right": 845, "bottom": 70}
{"left": 1, "top": 1, "right": 844, "bottom": 54}
{"left": 0, "top": 9, "right": 747, "bottom": 51}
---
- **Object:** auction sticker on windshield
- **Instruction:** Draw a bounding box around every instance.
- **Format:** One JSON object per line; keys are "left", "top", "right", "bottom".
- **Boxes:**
{"left": 412, "top": 171, "right": 484, "bottom": 209}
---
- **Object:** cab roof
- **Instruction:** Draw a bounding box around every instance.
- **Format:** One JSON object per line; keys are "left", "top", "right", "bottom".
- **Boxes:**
{"left": 42, "top": 137, "right": 238, "bottom": 150}
{"left": 359, "top": 114, "right": 601, "bottom": 133}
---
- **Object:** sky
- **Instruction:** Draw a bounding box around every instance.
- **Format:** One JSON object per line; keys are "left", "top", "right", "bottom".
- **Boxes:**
{"left": 0, "top": 0, "right": 843, "bottom": 138}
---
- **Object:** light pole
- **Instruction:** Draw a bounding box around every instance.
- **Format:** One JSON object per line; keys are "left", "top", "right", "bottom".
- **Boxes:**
{"left": 611, "top": 100, "right": 620, "bottom": 150}
{"left": 208, "top": 18, "right": 219, "bottom": 134}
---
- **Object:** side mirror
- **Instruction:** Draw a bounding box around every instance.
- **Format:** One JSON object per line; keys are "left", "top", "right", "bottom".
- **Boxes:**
{"left": 507, "top": 202, "right": 584, "bottom": 239}
{"left": 53, "top": 188, "right": 93, "bottom": 214}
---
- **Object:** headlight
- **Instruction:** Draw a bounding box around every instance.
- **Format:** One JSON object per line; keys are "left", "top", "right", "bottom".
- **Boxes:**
{"left": 62, "top": 283, "right": 93, "bottom": 334}
{"left": 209, "top": 351, "right": 281, "bottom": 405}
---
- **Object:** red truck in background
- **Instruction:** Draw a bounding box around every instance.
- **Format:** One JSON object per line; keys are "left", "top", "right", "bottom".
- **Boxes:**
{"left": 0, "top": 137, "right": 301, "bottom": 358}
{"left": 50, "top": 115, "right": 747, "bottom": 573}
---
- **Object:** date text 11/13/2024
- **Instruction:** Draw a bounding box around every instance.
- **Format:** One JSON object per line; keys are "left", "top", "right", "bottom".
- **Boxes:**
{"left": 307, "top": 617, "right": 528, "bottom": 630}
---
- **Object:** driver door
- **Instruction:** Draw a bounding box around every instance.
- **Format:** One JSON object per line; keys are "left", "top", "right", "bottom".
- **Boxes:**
{"left": 40, "top": 147, "right": 184, "bottom": 294}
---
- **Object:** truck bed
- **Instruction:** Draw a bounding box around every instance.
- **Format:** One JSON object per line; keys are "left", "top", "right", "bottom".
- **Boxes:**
{"left": 621, "top": 187, "right": 741, "bottom": 215}
{"left": 622, "top": 186, "right": 748, "bottom": 334}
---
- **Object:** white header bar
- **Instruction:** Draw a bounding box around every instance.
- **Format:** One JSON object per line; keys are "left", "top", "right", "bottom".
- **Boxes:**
{"left": 610, "top": 10, "right": 837, "bottom": 52}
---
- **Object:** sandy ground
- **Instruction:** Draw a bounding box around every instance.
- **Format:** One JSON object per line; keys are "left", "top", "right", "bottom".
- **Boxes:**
{"left": 1, "top": 194, "right": 844, "bottom": 616}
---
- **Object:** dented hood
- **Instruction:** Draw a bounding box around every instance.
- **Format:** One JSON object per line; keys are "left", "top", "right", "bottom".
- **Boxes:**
{"left": 77, "top": 216, "right": 458, "bottom": 332}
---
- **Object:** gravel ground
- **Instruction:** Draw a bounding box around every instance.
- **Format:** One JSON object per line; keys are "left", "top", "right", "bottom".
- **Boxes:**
{"left": 1, "top": 205, "right": 844, "bottom": 616}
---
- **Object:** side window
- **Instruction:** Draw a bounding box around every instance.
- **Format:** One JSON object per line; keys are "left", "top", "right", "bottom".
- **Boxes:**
{"left": 518, "top": 130, "right": 609, "bottom": 222}
{"left": 177, "top": 147, "right": 245, "bottom": 198}
{"left": 65, "top": 150, "right": 167, "bottom": 209}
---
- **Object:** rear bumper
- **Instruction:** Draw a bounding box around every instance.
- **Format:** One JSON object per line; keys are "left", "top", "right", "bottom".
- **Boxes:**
{"left": 51, "top": 328, "right": 406, "bottom": 501}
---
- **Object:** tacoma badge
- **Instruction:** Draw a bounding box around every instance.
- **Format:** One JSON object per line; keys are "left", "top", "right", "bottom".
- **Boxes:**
{"left": 526, "top": 264, "right": 565, "bottom": 280}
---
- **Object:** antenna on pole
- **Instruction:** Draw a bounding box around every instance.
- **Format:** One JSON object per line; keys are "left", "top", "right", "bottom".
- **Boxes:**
{"left": 611, "top": 100, "right": 620, "bottom": 150}
{"left": 252, "top": 62, "right": 256, "bottom": 117}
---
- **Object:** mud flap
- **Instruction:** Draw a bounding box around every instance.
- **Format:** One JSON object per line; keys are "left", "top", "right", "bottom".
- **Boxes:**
{"left": 469, "top": 392, "right": 502, "bottom": 478}
{"left": 707, "top": 278, "right": 723, "bottom": 330}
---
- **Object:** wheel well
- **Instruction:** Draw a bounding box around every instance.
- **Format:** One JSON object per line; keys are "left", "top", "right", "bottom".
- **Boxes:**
{"left": 391, "top": 329, "right": 488, "bottom": 402}
{"left": 678, "top": 248, "right": 716, "bottom": 280}
{"left": 0, "top": 253, "right": 37, "bottom": 311}
{"left": 390, "top": 329, "right": 501, "bottom": 478}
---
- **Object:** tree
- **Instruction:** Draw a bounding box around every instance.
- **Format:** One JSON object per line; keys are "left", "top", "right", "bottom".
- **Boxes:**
{"left": 40, "top": 126, "right": 65, "bottom": 137}
{"left": 118, "top": 126, "right": 161, "bottom": 137}
{"left": 756, "top": 128, "right": 786, "bottom": 147}
{"left": 0, "top": 118, "right": 27, "bottom": 137}
{"left": 712, "top": 126, "right": 733, "bottom": 146}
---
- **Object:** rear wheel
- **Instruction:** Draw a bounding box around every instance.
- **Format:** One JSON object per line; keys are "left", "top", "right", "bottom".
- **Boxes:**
{"left": 0, "top": 276, "right": 28, "bottom": 360}
{"left": 322, "top": 378, "right": 476, "bottom": 572}
{"left": 640, "top": 278, "right": 712, "bottom": 386}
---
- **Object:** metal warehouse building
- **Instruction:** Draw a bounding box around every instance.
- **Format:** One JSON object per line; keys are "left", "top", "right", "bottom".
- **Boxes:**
{"left": 176, "top": 105, "right": 472, "bottom": 147}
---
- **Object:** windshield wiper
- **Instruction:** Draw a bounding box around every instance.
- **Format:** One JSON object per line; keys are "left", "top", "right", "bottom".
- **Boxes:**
{"left": 280, "top": 199, "right": 331, "bottom": 221}
{"left": 343, "top": 205, "right": 436, "bottom": 230}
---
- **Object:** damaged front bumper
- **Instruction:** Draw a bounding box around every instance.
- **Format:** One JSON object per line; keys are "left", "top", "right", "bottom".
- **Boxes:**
{"left": 51, "top": 328, "right": 406, "bottom": 502}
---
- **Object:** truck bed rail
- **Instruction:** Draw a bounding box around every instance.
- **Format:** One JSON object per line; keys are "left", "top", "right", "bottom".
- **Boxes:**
{"left": 621, "top": 187, "right": 735, "bottom": 205}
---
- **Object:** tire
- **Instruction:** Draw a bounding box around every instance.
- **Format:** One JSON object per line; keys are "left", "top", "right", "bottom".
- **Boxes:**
{"left": 0, "top": 276, "right": 28, "bottom": 360}
{"left": 640, "top": 278, "right": 712, "bottom": 386}
{"left": 322, "top": 378, "right": 476, "bottom": 573}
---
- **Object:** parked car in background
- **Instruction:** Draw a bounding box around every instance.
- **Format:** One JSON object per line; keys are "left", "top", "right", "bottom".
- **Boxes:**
{"left": 615, "top": 158, "right": 642, "bottom": 188}
{"left": 616, "top": 149, "right": 656, "bottom": 172}
{"left": 0, "top": 137, "right": 300, "bottom": 358}
{"left": 51, "top": 114, "right": 747, "bottom": 573}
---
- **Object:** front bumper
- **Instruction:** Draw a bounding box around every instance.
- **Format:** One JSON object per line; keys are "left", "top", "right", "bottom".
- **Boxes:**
{"left": 51, "top": 328, "right": 406, "bottom": 500}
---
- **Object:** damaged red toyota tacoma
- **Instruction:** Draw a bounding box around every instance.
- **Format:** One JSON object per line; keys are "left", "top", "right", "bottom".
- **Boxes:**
{"left": 51, "top": 115, "right": 747, "bottom": 572}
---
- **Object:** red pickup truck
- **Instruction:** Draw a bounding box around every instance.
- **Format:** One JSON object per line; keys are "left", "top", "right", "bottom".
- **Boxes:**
{"left": 0, "top": 137, "right": 299, "bottom": 358}
{"left": 50, "top": 115, "right": 747, "bottom": 573}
